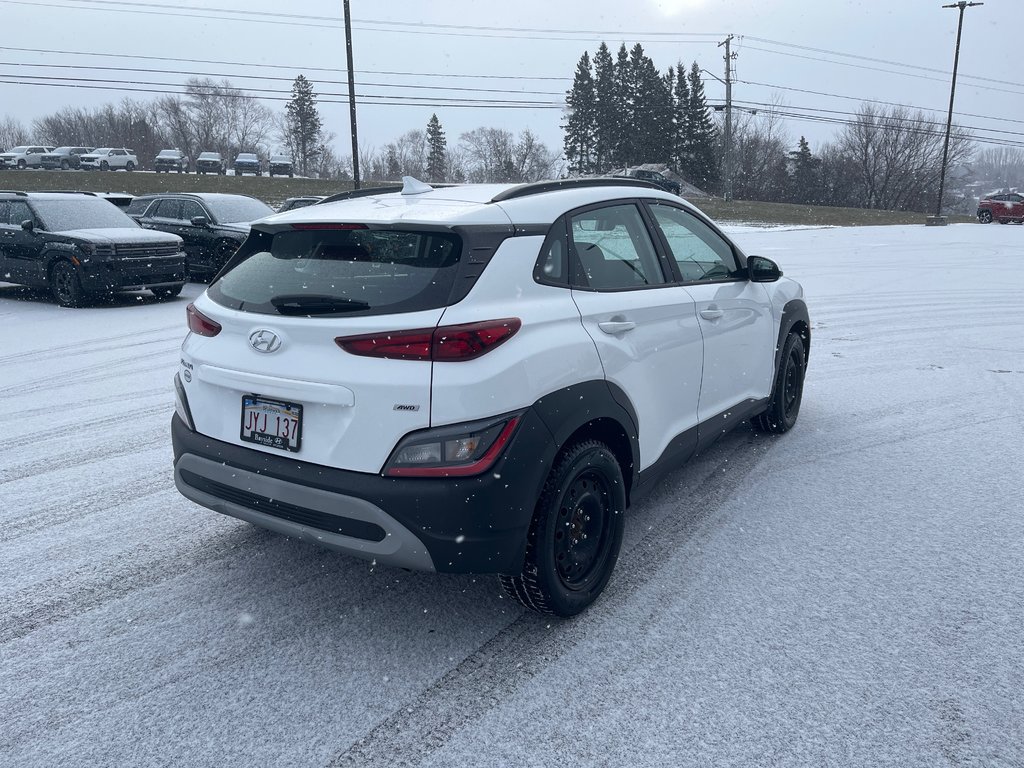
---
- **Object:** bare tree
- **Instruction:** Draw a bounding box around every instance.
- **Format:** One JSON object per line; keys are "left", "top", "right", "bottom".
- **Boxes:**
{"left": 0, "top": 116, "right": 28, "bottom": 149}
{"left": 726, "top": 101, "right": 790, "bottom": 202}
{"left": 459, "top": 127, "right": 558, "bottom": 183}
{"left": 837, "top": 104, "right": 973, "bottom": 211}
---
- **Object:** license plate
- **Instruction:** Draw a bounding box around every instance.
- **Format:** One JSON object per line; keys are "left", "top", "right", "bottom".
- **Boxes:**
{"left": 240, "top": 395, "right": 302, "bottom": 452}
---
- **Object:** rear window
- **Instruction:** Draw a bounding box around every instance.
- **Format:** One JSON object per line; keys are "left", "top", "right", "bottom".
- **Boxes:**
{"left": 208, "top": 227, "right": 462, "bottom": 317}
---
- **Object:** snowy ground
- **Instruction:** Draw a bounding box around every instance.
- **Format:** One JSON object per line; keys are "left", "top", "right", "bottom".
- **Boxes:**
{"left": 2, "top": 223, "right": 1022, "bottom": 767}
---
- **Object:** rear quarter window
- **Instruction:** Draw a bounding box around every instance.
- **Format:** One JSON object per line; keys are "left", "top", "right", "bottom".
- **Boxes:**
{"left": 208, "top": 228, "right": 462, "bottom": 317}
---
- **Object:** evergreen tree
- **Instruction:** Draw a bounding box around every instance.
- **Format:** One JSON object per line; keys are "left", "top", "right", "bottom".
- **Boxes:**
{"left": 672, "top": 64, "right": 691, "bottom": 174}
{"left": 627, "top": 44, "right": 672, "bottom": 164}
{"left": 592, "top": 43, "right": 617, "bottom": 172}
{"left": 612, "top": 44, "right": 632, "bottom": 167}
{"left": 563, "top": 52, "right": 597, "bottom": 175}
{"left": 425, "top": 113, "right": 447, "bottom": 182}
{"left": 284, "top": 75, "right": 323, "bottom": 176}
{"left": 685, "top": 62, "right": 718, "bottom": 189}
{"left": 787, "top": 135, "right": 821, "bottom": 203}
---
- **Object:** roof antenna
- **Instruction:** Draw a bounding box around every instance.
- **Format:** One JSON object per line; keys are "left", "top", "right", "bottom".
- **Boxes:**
{"left": 401, "top": 176, "right": 433, "bottom": 196}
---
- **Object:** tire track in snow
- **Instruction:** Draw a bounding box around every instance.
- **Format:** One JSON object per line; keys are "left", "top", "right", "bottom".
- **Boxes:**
{"left": 0, "top": 490, "right": 244, "bottom": 643}
{"left": 0, "top": 465, "right": 169, "bottom": 543}
{"left": 0, "top": 348, "right": 177, "bottom": 398}
{"left": 326, "top": 432, "right": 771, "bottom": 768}
{"left": 0, "top": 329, "right": 180, "bottom": 366}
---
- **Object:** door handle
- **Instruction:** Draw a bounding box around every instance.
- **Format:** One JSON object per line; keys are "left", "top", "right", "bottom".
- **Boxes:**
{"left": 598, "top": 320, "right": 636, "bottom": 334}
{"left": 699, "top": 308, "right": 724, "bottom": 321}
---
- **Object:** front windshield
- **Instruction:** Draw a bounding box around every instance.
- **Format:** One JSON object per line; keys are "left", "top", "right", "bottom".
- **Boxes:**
{"left": 199, "top": 153, "right": 219, "bottom": 160}
{"left": 91, "top": 148, "right": 112, "bottom": 154}
{"left": 205, "top": 196, "right": 273, "bottom": 224}
{"left": 271, "top": 156, "right": 291, "bottom": 163}
{"left": 6, "top": 146, "right": 29, "bottom": 153}
{"left": 52, "top": 147, "right": 74, "bottom": 154}
{"left": 158, "top": 150, "right": 180, "bottom": 157}
{"left": 236, "top": 154, "right": 257, "bottom": 161}
{"left": 34, "top": 199, "right": 140, "bottom": 231}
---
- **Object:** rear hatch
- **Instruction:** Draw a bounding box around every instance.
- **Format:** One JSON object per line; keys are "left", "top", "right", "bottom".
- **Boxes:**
{"left": 180, "top": 223, "right": 463, "bottom": 474}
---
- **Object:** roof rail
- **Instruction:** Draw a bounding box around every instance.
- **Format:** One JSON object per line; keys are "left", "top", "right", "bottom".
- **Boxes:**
{"left": 0, "top": 190, "right": 29, "bottom": 196}
{"left": 319, "top": 185, "right": 402, "bottom": 205}
{"left": 489, "top": 177, "right": 664, "bottom": 203}
{"left": 37, "top": 190, "right": 98, "bottom": 196}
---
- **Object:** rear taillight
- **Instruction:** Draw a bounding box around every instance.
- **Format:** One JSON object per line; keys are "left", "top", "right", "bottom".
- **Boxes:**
{"left": 187, "top": 303, "right": 221, "bottom": 337}
{"left": 336, "top": 319, "right": 521, "bottom": 362}
{"left": 383, "top": 413, "right": 522, "bottom": 477}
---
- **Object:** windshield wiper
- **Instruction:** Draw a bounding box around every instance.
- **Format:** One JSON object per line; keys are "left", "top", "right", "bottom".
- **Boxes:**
{"left": 270, "top": 294, "right": 370, "bottom": 315}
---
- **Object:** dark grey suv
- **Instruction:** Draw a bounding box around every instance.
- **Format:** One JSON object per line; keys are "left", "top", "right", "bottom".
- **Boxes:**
{"left": 127, "top": 192, "right": 273, "bottom": 278}
{"left": 0, "top": 191, "right": 186, "bottom": 306}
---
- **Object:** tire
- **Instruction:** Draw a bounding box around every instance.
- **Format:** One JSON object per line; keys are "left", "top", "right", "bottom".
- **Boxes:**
{"left": 151, "top": 284, "right": 183, "bottom": 300}
{"left": 50, "top": 260, "right": 89, "bottom": 308}
{"left": 126, "top": 161, "right": 135, "bottom": 171}
{"left": 257, "top": 171, "right": 262, "bottom": 176}
{"left": 978, "top": 210, "right": 993, "bottom": 224}
{"left": 288, "top": 172, "right": 294, "bottom": 178}
{"left": 500, "top": 441, "right": 626, "bottom": 617}
{"left": 100, "top": 160, "right": 109, "bottom": 171}
{"left": 60, "top": 159, "right": 70, "bottom": 170}
{"left": 754, "top": 332, "right": 807, "bottom": 434}
{"left": 17, "top": 159, "right": 26, "bottom": 169}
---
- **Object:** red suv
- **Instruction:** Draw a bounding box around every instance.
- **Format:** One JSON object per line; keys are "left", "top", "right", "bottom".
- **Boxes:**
{"left": 977, "top": 192, "right": 1024, "bottom": 224}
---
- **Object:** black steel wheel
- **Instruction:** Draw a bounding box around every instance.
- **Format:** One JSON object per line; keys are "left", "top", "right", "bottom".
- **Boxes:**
{"left": 60, "top": 159, "right": 70, "bottom": 170}
{"left": 100, "top": 160, "right": 109, "bottom": 171}
{"left": 500, "top": 440, "right": 625, "bottom": 617}
{"left": 754, "top": 332, "right": 806, "bottom": 434}
{"left": 50, "top": 261, "right": 89, "bottom": 307}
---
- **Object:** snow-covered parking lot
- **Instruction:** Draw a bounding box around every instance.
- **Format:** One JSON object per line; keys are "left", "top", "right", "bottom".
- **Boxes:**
{"left": 2, "top": 223, "right": 1022, "bottom": 767}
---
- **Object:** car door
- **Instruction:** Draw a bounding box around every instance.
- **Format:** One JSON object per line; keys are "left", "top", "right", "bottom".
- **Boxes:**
{"left": 0, "top": 200, "right": 44, "bottom": 284}
{"left": 178, "top": 199, "right": 217, "bottom": 271}
{"left": 1009, "top": 194, "right": 1024, "bottom": 219}
{"left": 567, "top": 201, "right": 704, "bottom": 471}
{"left": 645, "top": 201, "right": 775, "bottom": 425}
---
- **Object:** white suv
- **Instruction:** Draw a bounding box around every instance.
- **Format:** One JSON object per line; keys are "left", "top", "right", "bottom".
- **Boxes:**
{"left": 79, "top": 147, "right": 137, "bottom": 171}
{"left": 171, "top": 177, "right": 810, "bottom": 616}
{"left": 0, "top": 145, "right": 52, "bottom": 169}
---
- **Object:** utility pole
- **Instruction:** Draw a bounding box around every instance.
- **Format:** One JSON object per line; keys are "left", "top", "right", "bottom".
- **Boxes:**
{"left": 934, "top": 1, "right": 982, "bottom": 221}
{"left": 718, "top": 35, "right": 736, "bottom": 201}
{"left": 343, "top": 0, "right": 361, "bottom": 189}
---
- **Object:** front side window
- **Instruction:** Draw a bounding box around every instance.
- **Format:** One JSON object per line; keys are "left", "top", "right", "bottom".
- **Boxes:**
{"left": 569, "top": 204, "right": 664, "bottom": 290}
{"left": 180, "top": 200, "right": 206, "bottom": 222}
{"left": 648, "top": 203, "right": 739, "bottom": 282}
{"left": 154, "top": 199, "right": 182, "bottom": 220}
{"left": 209, "top": 228, "right": 462, "bottom": 317}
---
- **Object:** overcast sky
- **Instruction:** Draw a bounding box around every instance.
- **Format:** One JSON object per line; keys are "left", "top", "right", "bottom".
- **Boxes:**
{"left": 1, "top": 0, "right": 1020, "bottom": 160}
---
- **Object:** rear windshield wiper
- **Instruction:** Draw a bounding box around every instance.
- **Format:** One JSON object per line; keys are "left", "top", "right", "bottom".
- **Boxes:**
{"left": 270, "top": 294, "right": 371, "bottom": 315}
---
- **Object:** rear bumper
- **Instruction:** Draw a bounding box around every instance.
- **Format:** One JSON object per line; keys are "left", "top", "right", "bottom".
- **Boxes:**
{"left": 171, "top": 409, "right": 557, "bottom": 574}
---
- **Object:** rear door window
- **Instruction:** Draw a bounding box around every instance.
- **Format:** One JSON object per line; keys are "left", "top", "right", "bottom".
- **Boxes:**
{"left": 208, "top": 228, "right": 462, "bottom": 317}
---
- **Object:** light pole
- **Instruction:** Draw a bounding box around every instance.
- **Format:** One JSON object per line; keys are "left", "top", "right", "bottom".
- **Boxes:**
{"left": 934, "top": 1, "right": 982, "bottom": 221}
{"left": 343, "top": 0, "right": 361, "bottom": 189}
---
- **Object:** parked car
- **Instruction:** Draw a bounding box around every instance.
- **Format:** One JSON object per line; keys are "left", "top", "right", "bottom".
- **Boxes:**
{"left": 0, "top": 146, "right": 53, "bottom": 170}
{"left": 977, "top": 192, "right": 1024, "bottom": 224}
{"left": 196, "top": 152, "right": 227, "bottom": 175}
{"left": 37, "top": 190, "right": 134, "bottom": 209}
{"left": 171, "top": 177, "right": 810, "bottom": 617}
{"left": 79, "top": 148, "right": 138, "bottom": 171}
{"left": 0, "top": 190, "right": 185, "bottom": 306}
{"left": 154, "top": 149, "right": 190, "bottom": 174}
{"left": 39, "top": 147, "right": 94, "bottom": 170}
{"left": 615, "top": 168, "right": 682, "bottom": 195}
{"left": 127, "top": 192, "right": 274, "bottom": 278}
{"left": 268, "top": 155, "right": 294, "bottom": 177}
{"left": 277, "top": 195, "right": 325, "bottom": 213}
{"left": 233, "top": 153, "right": 262, "bottom": 176}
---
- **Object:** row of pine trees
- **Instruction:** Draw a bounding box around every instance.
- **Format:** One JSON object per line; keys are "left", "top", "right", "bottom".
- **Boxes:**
{"left": 563, "top": 43, "right": 719, "bottom": 189}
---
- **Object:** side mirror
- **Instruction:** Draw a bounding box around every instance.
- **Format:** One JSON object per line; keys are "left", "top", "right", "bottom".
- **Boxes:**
{"left": 747, "top": 255, "right": 782, "bottom": 282}
{"left": 20, "top": 219, "right": 35, "bottom": 232}
{"left": 190, "top": 216, "right": 209, "bottom": 227}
